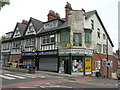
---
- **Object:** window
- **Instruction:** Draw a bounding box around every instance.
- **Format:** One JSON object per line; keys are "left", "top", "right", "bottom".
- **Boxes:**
{"left": 85, "top": 31, "right": 92, "bottom": 43}
{"left": 12, "top": 41, "right": 21, "bottom": 48}
{"left": 2, "top": 43, "right": 9, "bottom": 50}
{"left": 103, "top": 34, "right": 105, "bottom": 39}
{"left": 91, "top": 20, "right": 94, "bottom": 30}
{"left": 97, "top": 28, "right": 100, "bottom": 38}
{"left": 73, "top": 33, "right": 82, "bottom": 46}
{"left": 95, "top": 61, "right": 101, "bottom": 70}
{"left": 28, "top": 25, "right": 34, "bottom": 33}
{"left": 25, "top": 38, "right": 35, "bottom": 47}
{"left": 44, "top": 21, "right": 58, "bottom": 29}
{"left": 15, "top": 30, "right": 20, "bottom": 36}
{"left": 97, "top": 43, "right": 102, "bottom": 53}
{"left": 42, "top": 34, "right": 55, "bottom": 44}
{"left": 60, "top": 30, "right": 70, "bottom": 43}
{"left": 103, "top": 44, "right": 107, "bottom": 53}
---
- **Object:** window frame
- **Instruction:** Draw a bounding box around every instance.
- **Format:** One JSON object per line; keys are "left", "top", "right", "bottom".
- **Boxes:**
{"left": 73, "top": 33, "right": 82, "bottom": 46}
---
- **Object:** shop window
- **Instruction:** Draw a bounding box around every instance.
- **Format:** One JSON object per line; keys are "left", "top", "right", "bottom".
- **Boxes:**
{"left": 73, "top": 33, "right": 82, "bottom": 46}
{"left": 72, "top": 59, "right": 83, "bottom": 72}
{"left": 95, "top": 61, "right": 101, "bottom": 70}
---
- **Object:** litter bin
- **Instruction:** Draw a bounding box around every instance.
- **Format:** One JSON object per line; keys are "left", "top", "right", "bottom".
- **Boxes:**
{"left": 96, "top": 72, "right": 101, "bottom": 78}
{"left": 29, "top": 66, "right": 35, "bottom": 73}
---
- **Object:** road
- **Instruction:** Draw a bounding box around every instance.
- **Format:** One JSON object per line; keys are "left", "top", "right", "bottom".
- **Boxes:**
{"left": 0, "top": 68, "right": 119, "bottom": 89}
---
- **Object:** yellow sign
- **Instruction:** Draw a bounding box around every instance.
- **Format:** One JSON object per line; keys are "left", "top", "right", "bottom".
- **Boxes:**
{"left": 85, "top": 58, "right": 92, "bottom": 72}
{"left": 65, "top": 44, "right": 71, "bottom": 47}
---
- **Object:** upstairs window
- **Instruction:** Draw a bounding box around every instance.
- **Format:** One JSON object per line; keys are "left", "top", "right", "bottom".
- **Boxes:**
{"left": 25, "top": 38, "right": 35, "bottom": 47}
{"left": 42, "top": 34, "right": 55, "bottom": 44}
{"left": 2, "top": 43, "right": 9, "bottom": 50}
{"left": 103, "top": 44, "right": 107, "bottom": 53}
{"left": 97, "top": 43, "right": 102, "bottom": 53}
{"left": 73, "top": 33, "right": 82, "bottom": 46}
{"left": 103, "top": 34, "right": 106, "bottom": 39}
{"left": 28, "top": 25, "right": 34, "bottom": 33}
{"left": 97, "top": 28, "right": 100, "bottom": 38}
{"left": 12, "top": 41, "right": 21, "bottom": 48}
{"left": 91, "top": 20, "right": 94, "bottom": 30}
{"left": 84, "top": 29, "right": 92, "bottom": 43}
{"left": 15, "top": 30, "right": 20, "bottom": 36}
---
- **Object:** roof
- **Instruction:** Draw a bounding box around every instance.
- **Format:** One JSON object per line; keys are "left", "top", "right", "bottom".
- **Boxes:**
{"left": 31, "top": 17, "right": 44, "bottom": 32}
{"left": 11, "top": 22, "right": 27, "bottom": 38}
{"left": 37, "top": 22, "right": 69, "bottom": 34}
{"left": 23, "top": 17, "right": 44, "bottom": 36}
{"left": 18, "top": 23, "right": 27, "bottom": 36}
{"left": 85, "top": 10, "right": 114, "bottom": 47}
{"left": 85, "top": 10, "right": 96, "bottom": 19}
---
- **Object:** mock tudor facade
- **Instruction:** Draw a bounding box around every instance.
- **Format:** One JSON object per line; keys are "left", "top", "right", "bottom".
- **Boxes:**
{"left": 1, "top": 2, "right": 118, "bottom": 78}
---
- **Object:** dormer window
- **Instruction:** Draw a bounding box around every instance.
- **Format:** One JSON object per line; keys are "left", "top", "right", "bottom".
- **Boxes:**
{"left": 44, "top": 21, "right": 58, "bottom": 29}
{"left": 28, "top": 25, "right": 34, "bottom": 33}
{"left": 15, "top": 28, "right": 20, "bottom": 36}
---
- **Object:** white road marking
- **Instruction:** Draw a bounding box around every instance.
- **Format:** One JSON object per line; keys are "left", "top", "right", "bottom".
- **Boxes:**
{"left": 4, "top": 74, "right": 26, "bottom": 79}
{"left": 0, "top": 74, "right": 15, "bottom": 80}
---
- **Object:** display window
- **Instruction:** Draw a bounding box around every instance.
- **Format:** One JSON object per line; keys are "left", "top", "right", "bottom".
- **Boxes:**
{"left": 72, "top": 57, "right": 84, "bottom": 73}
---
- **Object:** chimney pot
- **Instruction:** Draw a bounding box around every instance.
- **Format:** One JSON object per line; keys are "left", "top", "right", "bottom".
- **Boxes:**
{"left": 22, "top": 20, "right": 28, "bottom": 25}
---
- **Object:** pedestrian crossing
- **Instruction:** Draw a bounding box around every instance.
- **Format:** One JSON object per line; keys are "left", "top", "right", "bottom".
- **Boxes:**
{"left": 0, "top": 73, "right": 46, "bottom": 80}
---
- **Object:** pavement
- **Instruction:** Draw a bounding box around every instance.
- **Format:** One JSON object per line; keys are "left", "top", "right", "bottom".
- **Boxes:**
{"left": 1, "top": 66, "right": 119, "bottom": 89}
{"left": 1, "top": 66, "right": 118, "bottom": 80}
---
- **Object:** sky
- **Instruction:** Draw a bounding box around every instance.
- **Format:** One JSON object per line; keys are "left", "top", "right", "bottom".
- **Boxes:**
{"left": 0, "top": 0, "right": 119, "bottom": 52}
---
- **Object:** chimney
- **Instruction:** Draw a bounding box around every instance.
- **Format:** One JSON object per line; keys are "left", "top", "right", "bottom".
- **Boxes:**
{"left": 47, "top": 10, "right": 60, "bottom": 21}
{"left": 22, "top": 20, "right": 28, "bottom": 25}
{"left": 82, "top": 8, "right": 85, "bottom": 12}
{"left": 65, "top": 2, "right": 72, "bottom": 22}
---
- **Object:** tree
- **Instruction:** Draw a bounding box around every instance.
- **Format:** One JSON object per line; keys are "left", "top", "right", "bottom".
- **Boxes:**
{"left": 0, "top": 0, "right": 10, "bottom": 10}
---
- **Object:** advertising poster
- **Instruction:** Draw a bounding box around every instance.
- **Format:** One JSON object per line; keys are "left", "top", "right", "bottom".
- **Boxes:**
{"left": 85, "top": 58, "right": 92, "bottom": 72}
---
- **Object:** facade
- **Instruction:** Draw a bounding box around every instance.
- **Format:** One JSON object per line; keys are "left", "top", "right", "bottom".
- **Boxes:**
{"left": 1, "top": 31, "right": 13, "bottom": 66}
{"left": 1, "top": 2, "right": 117, "bottom": 78}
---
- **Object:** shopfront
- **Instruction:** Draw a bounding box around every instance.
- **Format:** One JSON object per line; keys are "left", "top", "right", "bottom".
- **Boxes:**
{"left": 21, "top": 52, "right": 38, "bottom": 69}
{"left": 38, "top": 50, "right": 58, "bottom": 72}
{"left": 58, "top": 49, "right": 93, "bottom": 76}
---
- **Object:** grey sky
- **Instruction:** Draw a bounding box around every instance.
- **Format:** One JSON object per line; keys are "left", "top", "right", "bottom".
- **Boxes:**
{"left": 0, "top": 0, "right": 119, "bottom": 51}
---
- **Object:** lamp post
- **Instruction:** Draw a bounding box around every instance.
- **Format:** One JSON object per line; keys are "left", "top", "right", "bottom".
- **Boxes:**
{"left": 106, "top": 37, "right": 109, "bottom": 78}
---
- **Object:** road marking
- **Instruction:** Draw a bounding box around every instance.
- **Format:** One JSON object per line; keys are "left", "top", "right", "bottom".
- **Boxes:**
{"left": 16, "top": 74, "right": 36, "bottom": 78}
{"left": 0, "top": 74, "right": 15, "bottom": 80}
{"left": 4, "top": 74, "right": 26, "bottom": 79}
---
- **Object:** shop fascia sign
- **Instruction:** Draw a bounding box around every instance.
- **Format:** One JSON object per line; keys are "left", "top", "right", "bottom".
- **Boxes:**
{"left": 23, "top": 52, "right": 35, "bottom": 55}
{"left": 38, "top": 50, "right": 58, "bottom": 55}
{"left": 59, "top": 49, "right": 93, "bottom": 55}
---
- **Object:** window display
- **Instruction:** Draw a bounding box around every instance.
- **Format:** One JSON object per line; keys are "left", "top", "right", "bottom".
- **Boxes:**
{"left": 72, "top": 59, "right": 83, "bottom": 72}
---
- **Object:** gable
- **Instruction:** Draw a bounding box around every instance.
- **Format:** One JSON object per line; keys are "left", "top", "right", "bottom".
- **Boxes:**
{"left": 25, "top": 22, "right": 36, "bottom": 35}
{"left": 13, "top": 27, "right": 21, "bottom": 38}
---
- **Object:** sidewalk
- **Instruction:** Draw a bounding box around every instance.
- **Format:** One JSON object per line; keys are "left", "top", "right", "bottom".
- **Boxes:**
{"left": 1, "top": 66, "right": 84, "bottom": 78}
{"left": 1, "top": 66, "right": 28, "bottom": 73}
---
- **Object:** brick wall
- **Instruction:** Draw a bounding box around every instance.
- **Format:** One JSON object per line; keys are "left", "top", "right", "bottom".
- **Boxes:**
{"left": 10, "top": 54, "right": 21, "bottom": 63}
{"left": 92, "top": 53, "right": 118, "bottom": 78}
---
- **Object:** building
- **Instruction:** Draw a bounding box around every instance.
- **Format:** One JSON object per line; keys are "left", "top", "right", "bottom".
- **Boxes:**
{"left": 1, "top": 31, "right": 13, "bottom": 66}
{"left": 1, "top": 2, "right": 118, "bottom": 78}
